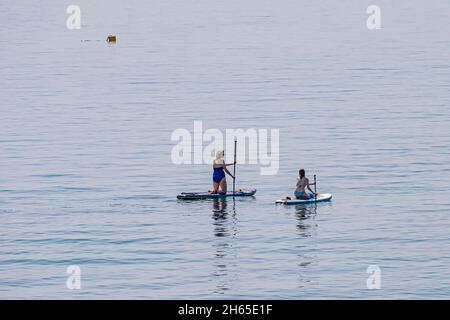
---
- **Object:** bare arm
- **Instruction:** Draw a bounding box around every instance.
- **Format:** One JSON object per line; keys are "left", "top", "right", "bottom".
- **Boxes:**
{"left": 224, "top": 165, "right": 234, "bottom": 179}
{"left": 306, "top": 179, "right": 316, "bottom": 194}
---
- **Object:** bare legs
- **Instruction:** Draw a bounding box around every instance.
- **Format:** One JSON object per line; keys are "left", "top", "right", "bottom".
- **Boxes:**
{"left": 219, "top": 178, "right": 227, "bottom": 194}
{"left": 211, "top": 178, "right": 227, "bottom": 194}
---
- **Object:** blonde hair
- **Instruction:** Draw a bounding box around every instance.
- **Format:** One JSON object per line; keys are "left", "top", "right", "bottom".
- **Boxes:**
{"left": 215, "top": 149, "right": 224, "bottom": 160}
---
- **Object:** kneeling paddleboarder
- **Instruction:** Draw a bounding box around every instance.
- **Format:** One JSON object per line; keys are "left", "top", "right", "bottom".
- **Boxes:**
{"left": 209, "top": 149, "right": 235, "bottom": 194}
{"left": 295, "top": 169, "right": 317, "bottom": 200}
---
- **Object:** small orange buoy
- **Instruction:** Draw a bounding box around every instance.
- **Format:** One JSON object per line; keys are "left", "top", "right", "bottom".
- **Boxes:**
{"left": 107, "top": 34, "right": 117, "bottom": 43}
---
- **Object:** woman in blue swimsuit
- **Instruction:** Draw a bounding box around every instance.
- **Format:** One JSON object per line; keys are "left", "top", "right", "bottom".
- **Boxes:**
{"left": 210, "top": 149, "right": 235, "bottom": 194}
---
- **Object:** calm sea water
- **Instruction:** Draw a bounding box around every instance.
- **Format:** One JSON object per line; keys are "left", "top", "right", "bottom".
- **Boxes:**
{"left": 1, "top": 0, "right": 450, "bottom": 299}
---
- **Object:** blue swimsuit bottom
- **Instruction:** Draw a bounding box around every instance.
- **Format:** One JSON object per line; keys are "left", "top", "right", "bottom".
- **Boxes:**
{"left": 294, "top": 191, "right": 313, "bottom": 199}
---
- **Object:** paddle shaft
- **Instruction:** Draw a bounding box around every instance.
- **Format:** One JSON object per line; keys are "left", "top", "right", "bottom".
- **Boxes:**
{"left": 233, "top": 139, "right": 237, "bottom": 197}
{"left": 314, "top": 175, "right": 317, "bottom": 202}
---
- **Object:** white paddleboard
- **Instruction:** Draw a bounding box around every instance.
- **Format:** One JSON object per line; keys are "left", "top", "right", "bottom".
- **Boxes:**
{"left": 275, "top": 193, "right": 332, "bottom": 205}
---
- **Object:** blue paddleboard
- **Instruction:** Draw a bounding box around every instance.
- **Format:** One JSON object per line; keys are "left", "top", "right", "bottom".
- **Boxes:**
{"left": 177, "top": 188, "right": 256, "bottom": 200}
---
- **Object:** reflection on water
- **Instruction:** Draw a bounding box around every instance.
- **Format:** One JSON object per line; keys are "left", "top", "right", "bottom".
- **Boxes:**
{"left": 211, "top": 199, "right": 237, "bottom": 295}
{"left": 294, "top": 205, "right": 317, "bottom": 238}
{"left": 209, "top": 201, "right": 327, "bottom": 293}
{"left": 293, "top": 204, "right": 318, "bottom": 288}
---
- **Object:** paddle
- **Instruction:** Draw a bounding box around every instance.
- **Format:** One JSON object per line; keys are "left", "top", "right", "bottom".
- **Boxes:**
{"left": 233, "top": 139, "right": 237, "bottom": 198}
{"left": 314, "top": 174, "right": 317, "bottom": 202}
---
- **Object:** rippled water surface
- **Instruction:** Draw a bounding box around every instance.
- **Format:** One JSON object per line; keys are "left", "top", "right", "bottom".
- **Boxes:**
{"left": 1, "top": 0, "right": 450, "bottom": 299}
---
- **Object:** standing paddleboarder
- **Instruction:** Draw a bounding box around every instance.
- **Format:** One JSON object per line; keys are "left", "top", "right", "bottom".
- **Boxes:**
{"left": 294, "top": 168, "right": 317, "bottom": 200}
{"left": 209, "top": 149, "right": 235, "bottom": 194}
